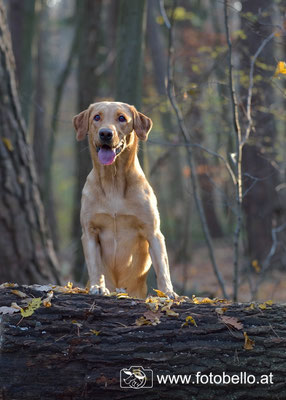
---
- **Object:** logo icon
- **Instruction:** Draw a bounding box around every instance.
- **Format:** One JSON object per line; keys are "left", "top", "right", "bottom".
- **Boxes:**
{"left": 120, "top": 366, "right": 153, "bottom": 389}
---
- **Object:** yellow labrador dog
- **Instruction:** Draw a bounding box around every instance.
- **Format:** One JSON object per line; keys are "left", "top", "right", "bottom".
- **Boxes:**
{"left": 73, "top": 101, "right": 176, "bottom": 298}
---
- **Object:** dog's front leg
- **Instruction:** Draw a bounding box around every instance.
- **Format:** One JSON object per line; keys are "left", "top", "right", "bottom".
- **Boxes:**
{"left": 148, "top": 231, "right": 176, "bottom": 297}
{"left": 81, "top": 229, "right": 109, "bottom": 295}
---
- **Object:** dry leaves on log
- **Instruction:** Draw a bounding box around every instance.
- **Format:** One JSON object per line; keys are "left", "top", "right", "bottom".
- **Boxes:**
{"left": 244, "top": 332, "right": 255, "bottom": 350}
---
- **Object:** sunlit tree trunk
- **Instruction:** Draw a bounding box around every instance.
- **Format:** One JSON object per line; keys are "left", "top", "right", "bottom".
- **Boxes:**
{"left": 0, "top": 0, "right": 59, "bottom": 284}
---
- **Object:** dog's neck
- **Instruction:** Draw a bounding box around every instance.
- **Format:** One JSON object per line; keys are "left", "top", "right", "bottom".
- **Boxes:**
{"left": 89, "top": 133, "right": 142, "bottom": 195}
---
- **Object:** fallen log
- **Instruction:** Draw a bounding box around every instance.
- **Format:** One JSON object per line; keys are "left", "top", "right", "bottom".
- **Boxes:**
{"left": 0, "top": 284, "right": 286, "bottom": 400}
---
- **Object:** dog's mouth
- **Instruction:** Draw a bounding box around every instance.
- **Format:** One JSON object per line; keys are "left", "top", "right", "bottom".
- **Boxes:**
{"left": 96, "top": 142, "right": 124, "bottom": 165}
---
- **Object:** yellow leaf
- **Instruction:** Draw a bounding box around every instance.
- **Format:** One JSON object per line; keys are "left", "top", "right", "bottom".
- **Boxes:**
{"left": 251, "top": 259, "right": 260, "bottom": 273}
{"left": 71, "top": 320, "right": 82, "bottom": 328}
{"left": 258, "top": 303, "right": 267, "bottom": 310}
{"left": 245, "top": 303, "right": 255, "bottom": 311}
{"left": 164, "top": 308, "right": 179, "bottom": 317}
{"left": 90, "top": 329, "right": 101, "bottom": 336}
{"left": 2, "top": 138, "right": 13, "bottom": 151}
{"left": 186, "top": 315, "right": 197, "bottom": 326}
{"left": 181, "top": 315, "right": 197, "bottom": 327}
{"left": 274, "top": 61, "right": 286, "bottom": 77}
{"left": 258, "top": 301, "right": 273, "bottom": 310}
{"left": 153, "top": 289, "right": 168, "bottom": 298}
{"left": 20, "top": 298, "right": 41, "bottom": 318}
{"left": 243, "top": 332, "right": 255, "bottom": 350}
{"left": 116, "top": 293, "right": 130, "bottom": 299}
{"left": 161, "top": 300, "right": 173, "bottom": 311}
{"left": 192, "top": 295, "right": 215, "bottom": 304}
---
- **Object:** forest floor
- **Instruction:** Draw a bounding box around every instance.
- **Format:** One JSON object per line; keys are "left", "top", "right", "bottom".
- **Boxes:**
{"left": 173, "top": 241, "right": 286, "bottom": 302}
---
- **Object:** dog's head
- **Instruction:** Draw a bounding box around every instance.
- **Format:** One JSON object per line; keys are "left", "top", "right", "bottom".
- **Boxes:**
{"left": 73, "top": 101, "right": 152, "bottom": 165}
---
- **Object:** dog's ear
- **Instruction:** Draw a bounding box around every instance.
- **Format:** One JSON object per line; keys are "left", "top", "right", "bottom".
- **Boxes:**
{"left": 73, "top": 109, "right": 89, "bottom": 141}
{"left": 130, "top": 106, "right": 153, "bottom": 141}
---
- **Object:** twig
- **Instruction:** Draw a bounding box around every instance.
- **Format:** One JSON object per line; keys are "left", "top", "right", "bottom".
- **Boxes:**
{"left": 251, "top": 222, "right": 286, "bottom": 299}
{"left": 244, "top": 32, "right": 275, "bottom": 144}
{"left": 161, "top": 0, "right": 228, "bottom": 299}
{"left": 148, "top": 138, "right": 237, "bottom": 185}
{"left": 224, "top": 0, "right": 243, "bottom": 302}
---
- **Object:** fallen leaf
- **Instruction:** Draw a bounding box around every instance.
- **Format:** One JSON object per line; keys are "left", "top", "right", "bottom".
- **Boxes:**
{"left": 135, "top": 314, "right": 160, "bottom": 326}
{"left": 244, "top": 332, "right": 255, "bottom": 350}
{"left": 258, "top": 300, "right": 273, "bottom": 310}
{"left": 29, "top": 284, "right": 54, "bottom": 292}
{"left": 245, "top": 303, "right": 255, "bottom": 311}
{"left": 265, "top": 300, "right": 273, "bottom": 306}
{"left": 146, "top": 301, "right": 159, "bottom": 312}
{"left": 20, "top": 298, "right": 42, "bottom": 318}
{"left": 90, "top": 329, "right": 101, "bottom": 336}
{"left": 135, "top": 316, "right": 153, "bottom": 326}
{"left": 164, "top": 308, "right": 179, "bottom": 317}
{"left": 71, "top": 320, "right": 82, "bottom": 328}
{"left": 220, "top": 315, "right": 243, "bottom": 330}
{"left": 0, "top": 282, "right": 18, "bottom": 289}
{"left": 11, "top": 302, "right": 22, "bottom": 310}
{"left": 181, "top": 315, "right": 197, "bottom": 328}
{"left": 153, "top": 289, "right": 168, "bottom": 298}
{"left": 43, "top": 291, "right": 53, "bottom": 307}
{"left": 192, "top": 295, "right": 215, "bottom": 304}
{"left": 116, "top": 293, "right": 131, "bottom": 299}
{"left": 0, "top": 306, "right": 20, "bottom": 315}
{"left": 258, "top": 303, "right": 267, "bottom": 310}
{"left": 143, "top": 310, "right": 163, "bottom": 323}
{"left": 11, "top": 290, "right": 28, "bottom": 299}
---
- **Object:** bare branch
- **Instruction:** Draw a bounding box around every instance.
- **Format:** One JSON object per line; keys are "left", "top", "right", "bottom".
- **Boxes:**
{"left": 148, "top": 138, "right": 237, "bottom": 185}
{"left": 244, "top": 32, "right": 276, "bottom": 144}
{"left": 224, "top": 0, "right": 243, "bottom": 302}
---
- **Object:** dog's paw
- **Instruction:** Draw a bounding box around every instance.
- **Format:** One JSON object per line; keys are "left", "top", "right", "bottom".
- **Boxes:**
{"left": 89, "top": 285, "right": 110, "bottom": 296}
{"left": 165, "top": 290, "right": 179, "bottom": 299}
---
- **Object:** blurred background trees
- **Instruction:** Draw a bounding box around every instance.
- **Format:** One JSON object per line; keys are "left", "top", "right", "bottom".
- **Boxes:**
{"left": 1, "top": 0, "right": 285, "bottom": 301}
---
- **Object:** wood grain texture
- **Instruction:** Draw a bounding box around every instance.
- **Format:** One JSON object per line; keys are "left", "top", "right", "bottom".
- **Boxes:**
{"left": 0, "top": 286, "right": 285, "bottom": 399}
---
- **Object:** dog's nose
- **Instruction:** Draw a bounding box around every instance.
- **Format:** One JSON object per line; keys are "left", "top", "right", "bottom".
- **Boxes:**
{"left": 99, "top": 128, "right": 113, "bottom": 142}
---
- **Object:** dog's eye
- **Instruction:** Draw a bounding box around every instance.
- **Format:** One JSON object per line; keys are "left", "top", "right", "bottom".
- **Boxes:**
{"left": 118, "top": 115, "right": 126, "bottom": 122}
{"left": 94, "top": 115, "right": 100, "bottom": 121}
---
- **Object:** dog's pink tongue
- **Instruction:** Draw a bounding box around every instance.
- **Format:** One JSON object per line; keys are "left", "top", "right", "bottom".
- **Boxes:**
{"left": 98, "top": 147, "right": 116, "bottom": 165}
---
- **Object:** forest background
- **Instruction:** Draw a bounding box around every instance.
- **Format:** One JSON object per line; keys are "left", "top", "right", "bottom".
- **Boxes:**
{"left": 0, "top": 0, "right": 285, "bottom": 302}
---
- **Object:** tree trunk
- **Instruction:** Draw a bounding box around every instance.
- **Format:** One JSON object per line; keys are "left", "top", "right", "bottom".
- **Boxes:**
{"left": 33, "top": 0, "right": 46, "bottom": 193}
{"left": 72, "top": 0, "right": 103, "bottom": 282}
{"left": 7, "top": 0, "right": 36, "bottom": 123}
{"left": 240, "top": 0, "right": 281, "bottom": 266}
{"left": 116, "top": 0, "right": 147, "bottom": 172}
{"left": 0, "top": 0, "right": 59, "bottom": 284}
{"left": 0, "top": 285, "right": 285, "bottom": 399}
